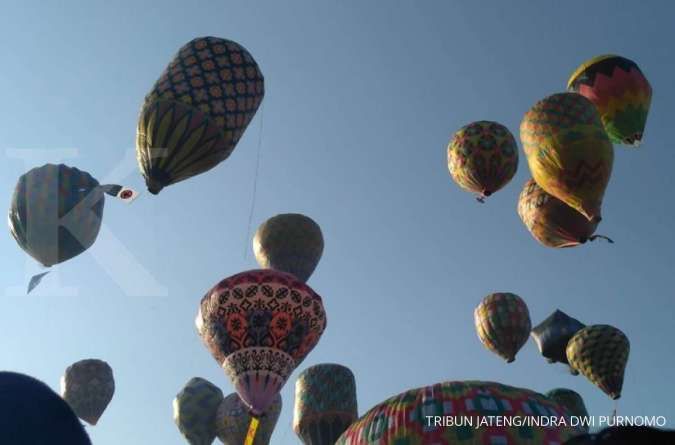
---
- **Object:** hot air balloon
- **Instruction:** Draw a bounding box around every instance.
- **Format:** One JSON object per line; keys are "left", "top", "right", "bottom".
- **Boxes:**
{"left": 253, "top": 214, "right": 324, "bottom": 283}
{"left": 518, "top": 179, "right": 613, "bottom": 248}
{"left": 214, "top": 393, "right": 281, "bottom": 445}
{"left": 520, "top": 93, "right": 613, "bottom": 222}
{"left": 293, "top": 364, "right": 358, "bottom": 445}
{"left": 531, "top": 309, "right": 585, "bottom": 370}
{"left": 474, "top": 292, "right": 531, "bottom": 363}
{"left": 136, "top": 36, "right": 264, "bottom": 194}
{"left": 566, "top": 325, "right": 629, "bottom": 400}
{"left": 9, "top": 164, "right": 138, "bottom": 292}
{"left": 568, "top": 55, "right": 652, "bottom": 147}
{"left": 0, "top": 372, "right": 91, "bottom": 445}
{"left": 60, "top": 359, "right": 115, "bottom": 426}
{"left": 546, "top": 388, "right": 589, "bottom": 432}
{"left": 336, "top": 381, "right": 585, "bottom": 444}
{"left": 196, "top": 269, "right": 326, "bottom": 417}
{"left": 173, "top": 377, "right": 224, "bottom": 445}
{"left": 447, "top": 121, "right": 518, "bottom": 202}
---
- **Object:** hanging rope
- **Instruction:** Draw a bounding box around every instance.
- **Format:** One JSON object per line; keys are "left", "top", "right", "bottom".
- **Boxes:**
{"left": 244, "top": 100, "right": 265, "bottom": 259}
{"left": 589, "top": 234, "right": 614, "bottom": 244}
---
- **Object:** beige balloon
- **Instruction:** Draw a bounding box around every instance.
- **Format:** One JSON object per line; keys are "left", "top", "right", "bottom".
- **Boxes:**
{"left": 60, "top": 359, "right": 115, "bottom": 425}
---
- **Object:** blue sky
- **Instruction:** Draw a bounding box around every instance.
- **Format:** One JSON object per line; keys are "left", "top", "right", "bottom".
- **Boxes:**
{"left": 1, "top": 1, "right": 674, "bottom": 443}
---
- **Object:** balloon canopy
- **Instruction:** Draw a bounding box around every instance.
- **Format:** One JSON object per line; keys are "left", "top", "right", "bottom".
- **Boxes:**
{"left": 173, "top": 377, "right": 224, "bottom": 445}
{"left": 137, "top": 36, "right": 264, "bottom": 194}
{"left": 518, "top": 179, "right": 601, "bottom": 248}
{"left": 566, "top": 325, "right": 630, "bottom": 400}
{"left": 546, "top": 388, "right": 589, "bottom": 432}
{"left": 520, "top": 92, "right": 613, "bottom": 223}
{"left": 293, "top": 363, "right": 358, "bottom": 445}
{"left": 568, "top": 55, "right": 652, "bottom": 147}
{"left": 215, "top": 393, "right": 281, "bottom": 445}
{"left": 474, "top": 292, "right": 531, "bottom": 363}
{"left": 197, "top": 269, "right": 327, "bottom": 416}
{"left": 531, "top": 309, "right": 585, "bottom": 365}
{"left": 253, "top": 213, "right": 324, "bottom": 282}
{"left": 9, "top": 164, "right": 105, "bottom": 268}
{"left": 60, "top": 359, "right": 115, "bottom": 426}
{"left": 336, "top": 381, "right": 584, "bottom": 444}
{"left": 447, "top": 121, "right": 518, "bottom": 200}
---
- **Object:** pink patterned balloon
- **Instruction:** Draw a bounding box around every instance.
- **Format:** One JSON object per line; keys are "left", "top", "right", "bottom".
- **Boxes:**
{"left": 196, "top": 269, "right": 327, "bottom": 416}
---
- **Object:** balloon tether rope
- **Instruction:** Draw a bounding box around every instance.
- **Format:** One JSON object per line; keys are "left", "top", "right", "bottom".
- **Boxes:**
{"left": 244, "top": 100, "right": 265, "bottom": 259}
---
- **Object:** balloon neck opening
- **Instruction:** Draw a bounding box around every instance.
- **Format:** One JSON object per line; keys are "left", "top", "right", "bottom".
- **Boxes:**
{"left": 146, "top": 179, "right": 164, "bottom": 195}
{"left": 578, "top": 236, "right": 588, "bottom": 244}
{"left": 506, "top": 357, "right": 515, "bottom": 363}
{"left": 482, "top": 190, "right": 492, "bottom": 197}
{"left": 145, "top": 169, "right": 170, "bottom": 195}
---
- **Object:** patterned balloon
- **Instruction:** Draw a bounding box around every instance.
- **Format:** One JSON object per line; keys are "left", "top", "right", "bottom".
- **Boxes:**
{"left": 447, "top": 121, "right": 518, "bottom": 201}
{"left": 336, "top": 381, "right": 584, "bottom": 444}
{"left": 531, "top": 310, "right": 585, "bottom": 366}
{"left": 196, "top": 269, "right": 327, "bottom": 416}
{"left": 474, "top": 293, "right": 531, "bottom": 363}
{"left": 293, "top": 364, "right": 358, "bottom": 445}
{"left": 253, "top": 214, "right": 324, "bottom": 283}
{"left": 568, "top": 55, "right": 652, "bottom": 147}
{"left": 520, "top": 93, "right": 613, "bottom": 222}
{"left": 518, "top": 179, "right": 602, "bottom": 248}
{"left": 60, "top": 359, "right": 115, "bottom": 426}
{"left": 173, "top": 377, "right": 224, "bottom": 445}
{"left": 546, "top": 389, "right": 589, "bottom": 432}
{"left": 566, "top": 325, "right": 629, "bottom": 400}
{"left": 214, "top": 393, "right": 281, "bottom": 445}
{"left": 137, "top": 36, "right": 264, "bottom": 194}
{"left": 9, "top": 164, "right": 104, "bottom": 267}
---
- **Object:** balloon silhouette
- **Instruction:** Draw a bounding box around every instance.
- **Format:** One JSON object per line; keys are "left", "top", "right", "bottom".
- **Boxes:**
{"left": 474, "top": 292, "right": 531, "bottom": 363}
{"left": 137, "top": 36, "right": 264, "bottom": 194}
{"left": 447, "top": 121, "right": 518, "bottom": 202}
{"left": 293, "top": 364, "right": 357, "bottom": 445}
{"left": 520, "top": 92, "right": 613, "bottom": 222}
{"left": 568, "top": 55, "right": 652, "bottom": 147}
{"left": 60, "top": 359, "right": 115, "bottom": 426}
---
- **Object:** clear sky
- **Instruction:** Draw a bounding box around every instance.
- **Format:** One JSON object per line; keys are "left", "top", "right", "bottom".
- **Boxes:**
{"left": 1, "top": 1, "right": 674, "bottom": 444}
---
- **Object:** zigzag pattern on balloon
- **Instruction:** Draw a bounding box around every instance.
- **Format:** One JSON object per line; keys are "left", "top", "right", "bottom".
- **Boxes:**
{"left": 566, "top": 325, "right": 629, "bottom": 400}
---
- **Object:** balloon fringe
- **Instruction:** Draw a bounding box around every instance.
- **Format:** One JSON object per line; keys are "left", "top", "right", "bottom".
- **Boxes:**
{"left": 589, "top": 234, "right": 614, "bottom": 244}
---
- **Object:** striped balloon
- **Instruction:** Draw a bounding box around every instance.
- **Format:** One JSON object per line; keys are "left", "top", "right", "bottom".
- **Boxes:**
{"left": 566, "top": 325, "right": 629, "bottom": 400}
{"left": 568, "top": 55, "right": 652, "bottom": 147}
{"left": 336, "top": 381, "right": 585, "bottom": 444}
{"left": 447, "top": 121, "right": 518, "bottom": 201}
{"left": 137, "top": 36, "right": 264, "bottom": 194}
{"left": 253, "top": 214, "right": 324, "bottom": 283}
{"left": 517, "top": 179, "right": 600, "bottom": 248}
{"left": 293, "top": 364, "right": 357, "bottom": 445}
{"left": 173, "top": 377, "right": 224, "bottom": 445}
{"left": 520, "top": 92, "right": 613, "bottom": 223}
{"left": 214, "top": 393, "right": 281, "bottom": 445}
{"left": 9, "top": 164, "right": 104, "bottom": 267}
{"left": 60, "top": 359, "right": 115, "bottom": 426}
{"left": 474, "top": 293, "right": 531, "bottom": 363}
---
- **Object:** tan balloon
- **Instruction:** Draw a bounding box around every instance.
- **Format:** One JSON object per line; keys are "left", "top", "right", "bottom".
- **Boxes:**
{"left": 253, "top": 214, "right": 324, "bottom": 282}
{"left": 60, "top": 359, "right": 115, "bottom": 425}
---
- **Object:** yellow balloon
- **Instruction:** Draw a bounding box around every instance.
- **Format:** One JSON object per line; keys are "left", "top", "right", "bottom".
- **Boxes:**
{"left": 520, "top": 92, "right": 613, "bottom": 222}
